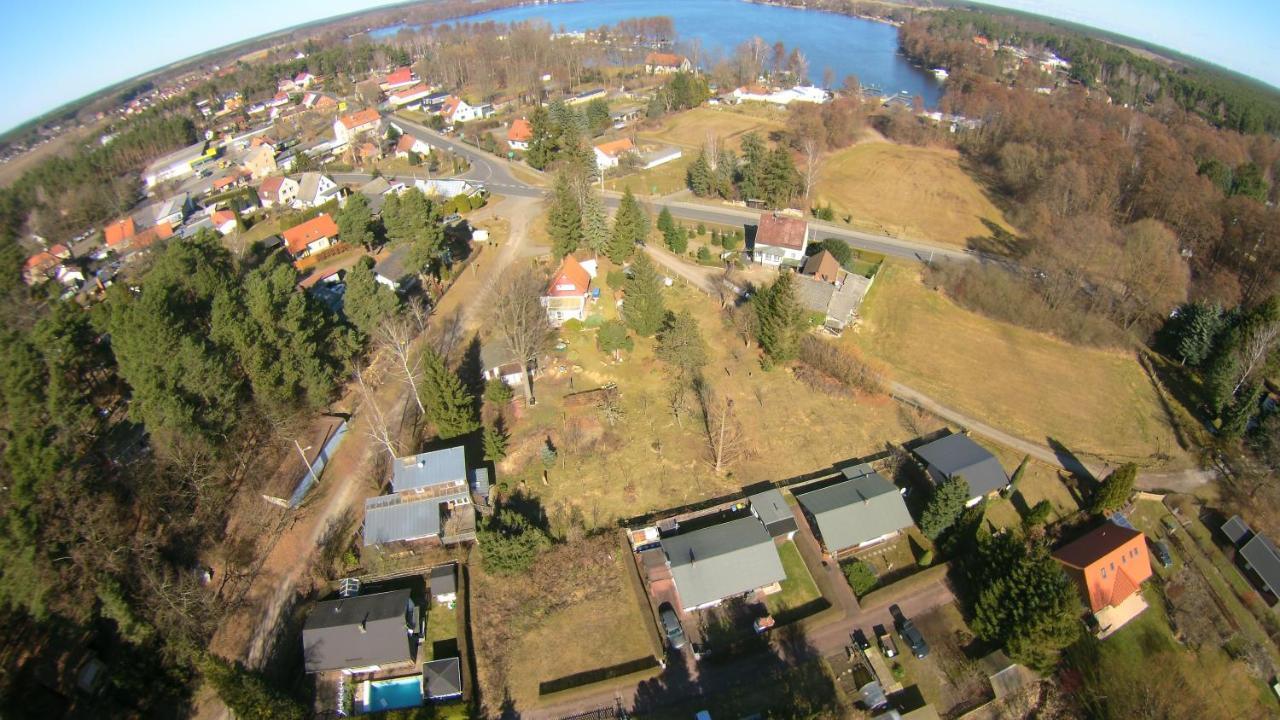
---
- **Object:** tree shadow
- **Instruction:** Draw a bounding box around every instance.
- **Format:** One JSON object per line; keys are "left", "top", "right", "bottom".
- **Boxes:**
{"left": 458, "top": 334, "right": 485, "bottom": 409}
{"left": 1045, "top": 436, "right": 1095, "bottom": 482}
{"left": 965, "top": 218, "right": 1030, "bottom": 258}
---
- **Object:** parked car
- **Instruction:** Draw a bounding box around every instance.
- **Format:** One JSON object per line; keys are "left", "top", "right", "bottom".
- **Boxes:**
{"left": 658, "top": 602, "right": 687, "bottom": 650}
{"left": 442, "top": 213, "right": 462, "bottom": 225}
{"left": 1152, "top": 540, "right": 1173, "bottom": 568}
{"left": 851, "top": 629, "right": 870, "bottom": 650}
{"left": 874, "top": 624, "right": 897, "bottom": 658}
{"left": 890, "top": 604, "right": 929, "bottom": 659}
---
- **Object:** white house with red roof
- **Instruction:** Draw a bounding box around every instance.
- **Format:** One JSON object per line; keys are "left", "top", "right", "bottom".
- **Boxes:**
{"left": 388, "top": 83, "right": 433, "bottom": 107}
{"left": 294, "top": 71, "right": 316, "bottom": 88}
{"left": 439, "top": 96, "right": 486, "bottom": 124}
{"left": 507, "top": 118, "right": 533, "bottom": 151}
{"left": 541, "top": 255, "right": 594, "bottom": 325}
{"left": 394, "top": 134, "right": 432, "bottom": 160}
{"left": 593, "top": 138, "right": 636, "bottom": 171}
{"left": 752, "top": 212, "right": 810, "bottom": 267}
{"left": 211, "top": 209, "right": 238, "bottom": 235}
{"left": 258, "top": 176, "right": 300, "bottom": 208}
{"left": 333, "top": 108, "right": 382, "bottom": 146}
{"left": 282, "top": 214, "right": 340, "bottom": 259}
{"left": 380, "top": 67, "right": 419, "bottom": 92}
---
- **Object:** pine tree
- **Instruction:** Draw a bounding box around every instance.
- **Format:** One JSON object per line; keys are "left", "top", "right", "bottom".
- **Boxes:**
{"left": 342, "top": 257, "right": 400, "bottom": 339}
{"left": 608, "top": 188, "right": 644, "bottom": 263}
{"left": 483, "top": 422, "right": 508, "bottom": 462}
{"left": 622, "top": 253, "right": 667, "bottom": 337}
{"left": 418, "top": 347, "right": 479, "bottom": 439}
{"left": 337, "top": 192, "right": 376, "bottom": 249}
{"left": 920, "top": 475, "right": 970, "bottom": 539}
{"left": 656, "top": 310, "right": 708, "bottom": 379}
{"left": 657, "top": 206, "right": 676, "bottom": 240}
{"left": 687, "top": 150, "right": 713, "bottom": 196}
{"left": 548, "top": 171, "right": 583, "bottom": 258}
{"left": 581, "top": 189, "right": 609, "bottom": 257}
{"left": 1090, "top": 462, "right": 1137, "bottom": 513}
{"left": 753, "top": 271, "right": 805, "bottom": 363}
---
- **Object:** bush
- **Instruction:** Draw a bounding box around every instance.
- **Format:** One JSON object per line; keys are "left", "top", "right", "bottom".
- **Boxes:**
{"left": 917, "top": 549, "right": 934, "bottom": 567}
{"left": 697, "top": 245, "right": 712, "bottom": 263}
{"left": 606, "top": 269, "right": 626, "bottom": 290}
{"left": 721, "top": 232, "right": 741, "bottom": 251}
{"left": 797, "top": 335, "right": 887, "bottom": 394}
{"left": 696, "top": 223, "right": 706, "bottom": 235}
{"left": 1024, "top": 500, "right": 1053, "bottom": 526}
{"left": 561, "top": 318, "right": 584, "bottom": 333}
{"left": 484, "top": 378, "right": 514, "bottom": 404}
{"left": 843, "top": 561, "right": 879, "bottom": 596}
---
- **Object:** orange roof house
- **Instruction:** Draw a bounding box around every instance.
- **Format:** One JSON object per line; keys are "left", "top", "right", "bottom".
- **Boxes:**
{"left": 282, "top": 214, "right": 340, "bottom": 257}
{"left": 128, "top": 223, "right": 174, "bottom": 251}
{"left": 507, "top": 118, "right": 533, "bottom": 144}
{"left": 104, "top": 217, "right": 136, "bottom": 247}
{"left": 338, "top": 108, "right": 381, "bottom": 131}
{"left": 1053, "top": 523, "right": 1153, "bottom": 637}
{"left": 542, "top": 255, "right": 592, "bottom": 325}
{"left": 644, "top": 52, "right": 689, "bottom": 73}
{"left": 802, "top": 249, "right": 843, "bottom": 284}
{"left": 382, "top": 67, "right": 417, "bottom": 89}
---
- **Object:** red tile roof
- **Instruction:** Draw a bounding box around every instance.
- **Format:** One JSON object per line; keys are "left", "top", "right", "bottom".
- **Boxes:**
{"left": 546, "top": 255, "right": 590, "bottom": 297}
{"left": 1053, "top": 524, "right": 1153, "bottom": 612}
{"left": 129, "top": 223, "right": 173, "bottom": 250}
{"left": 645, "top": 52, "right": 685, "bottom": 67}
{"left": 104, "top": 217, "right": 136, "bottom": 247}
{"left": 338, "top": 108, "right": 381, "bottom": 130}
{"left": 384, "top": 67, "right": 415, "bottom": 86}
{"left": 282, "top": 214, "right": 339, "bottom": 255}
{"left": 213, "top": 175, "right": 237, "bottom": 190}
{"left": 395, "top": 134, "right": 418, "bottom": 152}
{"left": 756, "top": 213, "right": 808, "bottom": 251}
{"left": 594, "top": 138, "right": 635, "bottom": 157}
{"left": 48, "top": 243, "right": 69, "bottom": 259}
{"left": 258, "top": 176, "right": 286, "bottom": 200}
{"left": 390, "top": 83, "right": 430, "bottom": 101}
{"left": 24, "top": 251, "right": 58, "bottom": 272}
{"left": 508, "top": 118, "right": 533, "bottom": 143}
{"left": 212, "top": 210, "right": 236, "bottom": 227}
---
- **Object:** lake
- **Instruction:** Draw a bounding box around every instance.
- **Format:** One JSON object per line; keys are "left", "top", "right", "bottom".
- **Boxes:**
{"left": 369, "top": 0, "right": 943, "bottom": 106}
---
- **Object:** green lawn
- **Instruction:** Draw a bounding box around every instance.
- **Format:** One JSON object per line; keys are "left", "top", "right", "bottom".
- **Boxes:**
{"left": 425, "top": 598, "right": 460, "bottom": 662}
{"left": 765, "top": 540, "right": 822, "bottom": 621}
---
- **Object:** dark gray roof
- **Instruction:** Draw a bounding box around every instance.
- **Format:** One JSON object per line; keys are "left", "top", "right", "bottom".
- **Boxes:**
{"left": 794, "top": 274, "right": 836, "bottom": 315}
{"left": 469, "top": 466, "right": 491, "bottom": 502}
{"left": 914, "top": 434, "right": 1009, "bottom": 500}
{"left": 302, "top": 589, "right": 416, "bottom": 672}
{"left": 661, "top": 516, "right": 786, "bottom": 610}
{"left": 374, "top": 245, "right": 412, "bottom": 286}
{"left": 796, "top": 467, "right": 913, "bottom": 552}
{"left": 794, "top": 274, "right": 871, "bottom": 329}
{"left": 1241, "top": 533, "right": 1280, "bottom": 595}
{"left": 749, "top": 489, "right": 798, "bottom": 536}
{"left": 430, "top": 564, "right": 457, "bottom": 597}
{"left": 392, "top": 446, "right": 468, "bottom": 493}
{"left": 363, "top": 494, "right": 448, "bottom": 546}
{"left": 1222, "top": 515, "right": 1253, "bottom": 546}
{"left": 424, "top": 657, "right": 462, "bottom": 699}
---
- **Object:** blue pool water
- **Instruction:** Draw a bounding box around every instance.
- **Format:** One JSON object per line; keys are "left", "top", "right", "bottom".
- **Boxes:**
{"left": 365, "top": 675, "right": 423, "bottom": 712}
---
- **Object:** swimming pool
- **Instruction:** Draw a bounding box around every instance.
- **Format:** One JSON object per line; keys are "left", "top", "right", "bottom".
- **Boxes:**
{"left": 363, "top": 675, "right": 423, "bottom": 713}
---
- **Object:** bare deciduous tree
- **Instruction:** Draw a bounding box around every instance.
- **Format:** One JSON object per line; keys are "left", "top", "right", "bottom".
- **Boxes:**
{"left": 487, "top": 266, "right": 552, "bottom": 405}
{"left": 353, "top": 363, "right": 399, "bottom": 461}
{"left": 377, "top": 314, "right": 425, "bottom": 414}
{"left": 697, "top": 381, "right": 748, "bottom": 475}
{"left": 801, "top": 136, "right": 823, "bottom": 205}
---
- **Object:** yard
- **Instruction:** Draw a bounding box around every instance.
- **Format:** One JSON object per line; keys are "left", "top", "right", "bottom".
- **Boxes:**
{"left": 847, "top": 262, "right": 1191, "bottom": 468}
{"left": 764, "top": 540, "right": 824, "bottom": 622}
{"left": 423, "top": 595, "right": 459, "bottom": 662}
{"left": 982, "top": 445, "right": 1082, "bottom": 530}
{"left": 495, "top": 269, "right": 946, "bottom": 527}
{"left": 470, "top": 534, "right": 657, "bottom": 711}
{"left": 893, "top": 603, "right": 990, "bottom": 717}
{"left": 812, "top": 142, "right": 1015, "bottom": 248}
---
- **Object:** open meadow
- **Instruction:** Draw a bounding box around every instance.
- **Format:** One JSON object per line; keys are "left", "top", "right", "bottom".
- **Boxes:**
{"left": 847, "top": 262, "right": 1191, "bottom": 468}
{"left": 813, "top": 142, "right": 1014, "bottom": 247}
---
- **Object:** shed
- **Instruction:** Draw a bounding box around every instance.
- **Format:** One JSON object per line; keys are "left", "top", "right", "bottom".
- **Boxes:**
{"left": 423, "top": 657, "right": 463, "bottom": 700}
{"left": 1222, "top": 515, "right": 1253, "bottom": 546}
{"left": 749, "top": 488, "right": 798, "bottom": 538}
{"left": 392, "top": 446, "right": 468, "bottom": 494}
{"left": 430, "top": 564, "right": 458, "bottom": 603}
{"left": 1239, "top": 533, "right": 1280, "bottom": 602}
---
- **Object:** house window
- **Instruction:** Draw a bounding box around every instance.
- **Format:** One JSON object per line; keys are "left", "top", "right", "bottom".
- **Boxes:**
{"left": 1100, "top": 567, "right": 1107, "bottom": 579}
{"left": 1110, "top": 562, "right": 1116, "bottom": 571}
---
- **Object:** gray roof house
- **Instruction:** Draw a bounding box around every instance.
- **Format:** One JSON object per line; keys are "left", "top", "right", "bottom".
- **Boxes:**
{"left": 796, "top": 465, "right": 913, "bottom": 555}
{"left": 374, "top": 244, "right": 419, "bottom": 292}
{"left": 393, "top": 446, "right": 468, "bottom": 494}
{"left": 424, "top": 657, "right": 463, "bottom": 699}
{"left": 1222, "top": 516, "right": 1280, "bottom": 604}
{"left": 302, "top": 589, "right": 418, "bottom": 673}
{"left": 364, "top": 446, "right": 474, "bottom": 547}
{"left": 794, "top": 272, "right": 873, "bottom": 333}
{"left": 749, "top": 488, "right": 798, "bottom": 538}
{"left": 913, "top": 434, "right": 1009, "bottom": 504}
{"left": 660, "top": 516, "right": 787, "bottom": 611}
{"left": 363, "top": 494, "right": 450, "bottom": 546}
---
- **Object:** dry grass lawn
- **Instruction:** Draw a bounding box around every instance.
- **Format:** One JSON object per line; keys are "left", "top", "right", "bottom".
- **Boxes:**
{"left": 813, "top": 142, "right": 1014, "bottom": 247}
{"left": 848, "top": 262, "right": 1190, "bottom": 467}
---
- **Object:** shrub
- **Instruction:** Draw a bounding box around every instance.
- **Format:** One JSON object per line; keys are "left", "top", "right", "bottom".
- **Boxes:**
{"left": 797, "top": 335, "right": 887, "bottom": 394}
{"left": 484, "top": 378, "right": 514, "bottom": 404}
{"left": 917, "top": 549, "right": 934, "bottom": 567}
{"left": 696, "top": 223, "right": 706, "bottom": 235}
{"left": 561, "top": 318, "right": 584, "bottom": 333}
{"left": 697, "top": 245, "right": 712, "bottom": 263}
{"left": 843, "top": 561, "right": 878, "bottom": 596}
{"left": 1024, "top": 500, "right": 1054, "bottom": 526}
{"left": 606, "top": 269, "right": 626, "bottom": 290}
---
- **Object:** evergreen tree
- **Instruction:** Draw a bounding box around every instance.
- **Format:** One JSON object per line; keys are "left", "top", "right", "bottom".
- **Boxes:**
{"left": 737, "top": 132, "right": 767, "bottom": 201}
{"left": 1173, "top": 302, "right": 1226, "bottom": 367}
{"left": 608, "top": 188, "right": 645, "bottom": 263}
{"left": 597, "top": 320, "right": 633, "bottom": 360}
{"left": 201, "top": 655, "right": 305, "bottom": 720}
{"left": 1222, "top": 384, "right": 1264, "bottom": 439}
{"left": 525, "top": 105, "right": 554, "bottom": 170}
{"left": 753, "top": 271, "right": 805, "bottom": 363}
{"left": 337, "top": 192, "right": 376, "bottom": 249}
{"left": 1091, "top": 462, "right": 1137, "bottom": 513}
{"left": 657, "top": 207, "right": 676, "bottom": 243}
{"left": 405, "top": 196, "right": 445, "bottom": 277}
{"left": 342, "top": 257, "right": 400, "bottom": 339}
{"left": 580, "top": 189, "right": 610, "bottom": 257}
{"left": 622, "top": 253, "right": 666, "bottom": 337}
{"left": 548, "top": 171, "right": 583, "bottom": 258}
{"left": 687, "top": 150, "right": 714, "bottom": 196}
{"left": 483, "top": 422, "right": 508, "bottom": 462}
{"left": 656, "top": 310, "right": 709, "bottom": 379}
{"left": 419, "top": 347, "right": 479, "bottom": 439}
{"left": 761, "top": 146, "right": 802, "bottom": 208}
{"left": 919, "top": 475, "right": 970, "bottom": 539}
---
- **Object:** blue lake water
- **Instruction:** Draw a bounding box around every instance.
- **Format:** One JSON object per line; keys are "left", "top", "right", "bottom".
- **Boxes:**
{"left": 369, "top": 0, "right": 942, "bottom": 106}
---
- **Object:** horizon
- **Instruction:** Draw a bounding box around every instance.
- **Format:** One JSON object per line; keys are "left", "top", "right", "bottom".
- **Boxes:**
{"left": 1, "top": 0, "right": 1277, "bottom": 136}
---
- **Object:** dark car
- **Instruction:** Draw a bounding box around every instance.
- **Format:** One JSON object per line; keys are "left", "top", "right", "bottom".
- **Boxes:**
{"left": 851, "top": 628, "right": 871, "bottom": 650}
{"left": 890, "top": 604, "right": 930, "bottom": 659}
{"left": 658, "top": 602, "right": 687, "bottom": 650}
{"left": 1152, "top": 540, "right": 1173, "bottom": 568}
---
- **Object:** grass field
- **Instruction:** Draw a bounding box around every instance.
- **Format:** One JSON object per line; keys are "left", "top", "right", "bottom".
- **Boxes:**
{"left": 813, "top": 143, "right": 1015, "bottom": 247}
{"left": 982, "top": 444, "right": 1082, "bottom": 529}
{"left": 424, "top": 598, "right": 459, "bottom": 662}
{"left": 497, "top": 263, "right": 946, "bottom": 526}
{"left": 847, "top": 262, "right": 1190, "bottom": 467}
{"left": 765, "top": 541, "right": 822, "bottom": 619}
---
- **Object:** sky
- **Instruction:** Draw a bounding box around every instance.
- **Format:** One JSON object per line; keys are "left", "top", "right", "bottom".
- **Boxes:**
{"left": 1, "top": 0, "right": 1277, "bottom": 135}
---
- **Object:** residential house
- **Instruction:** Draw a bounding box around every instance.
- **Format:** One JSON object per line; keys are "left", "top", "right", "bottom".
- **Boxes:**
{"left": 639, "top": 146, "right": 682, "bottom": 170}
{"left": 380, "top": 66, "right": 419, "bottom": 92}
{"left": 424, "top": 657, "right": 463, "bottom": 700}
{"left": 295, "top": 172, "right": 341, "bottom": 208}
{"left": 373, "top": 245, "right": 418, "bottom": 292}
{"left": 593, "top": 138, "right": 635, "bottom": 172}
{"left": 242, "top": 143, "right": 278, "bottom": 180}
{"left": 126, "top": 222, "right": 174, "bottom": 252}
{"left": 142, "top": 140, "right": 209, "bottom": 188}
{"left": 749, "top": 488, "right": 798, "bottom": 539}
{"left": 796, "top": 464, "right": 913, "bottom": 557}
{"left": 211, "top": 209, "right": 238, "bottom": 235}
{"left": 795, "top": 253, "right": 874, "bottom": 332}
{"left": 645, "top": 52, "right": 692, "bottom": 74}
{"left": 394, "top": 133, "right": 431, "bottom": 160}
{"left": 294, "top": 71, "right": 316, "bottom": 88}
{"left": 1221, "top": 515, "right": 1280, "bottom": 606}
{"left": 481, "top": 341, "right": 530, "bottom": 388}
{"left": 357, "top": 142, "right": 382, "bottom": 163}
{"left": 388, "top": 83, "right": 433, "bottom": 107}
{"left": 103, "top": 217, "right": 136, "bottom": 248}
{"left": 430, "top": 564, "right": 458, "bottom": 604}
{"left": 358, "top": 175, "right": 405, "bottom": 214}
{"left": 567, "top": 88, "right": 607, "bottom": 106}
{"left": 803, "top": 250, "right": 842, "bottom": 284}
{"left": 1053, "top": 522, "right": 1153, "bottom": 637}
{"left": 542, "top": 254, "right": 592, "bottom": 325}
{"left": 333, "top": 108, "right": 382, "bottom": 146}
{"left": 660, "top": 516, "right": 787, "bottom": 611}
{"left": 751, "top": 213, "right": 809, "bottom": 266}
{"left": 211, "top": 174, "right": 241, "bottom": 192}
{"left": 23, "top": 245, "right": 71, "bottom": 285}
{"left": 258, "top": 176, "right": 300, "bottom": 208}
{"left": 152, "top": 193, "right": 191, "bottom": 228}
{"left": 507, "top": 118, "right": 533, "bottom": 151}
{"left": 281, "top": 213, "right": 339, "bottom": 258}
{"left": 912, "top": 433, "right": 1010, "bottom": 506}
{"left": 440, "top": 96, "right": 486, "bottom": 124}
{"left": 301, "top": 589, "right": 419, "bottom": 674}
{"left": 362, "top": 446, "right": 477, "bottom": 547}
